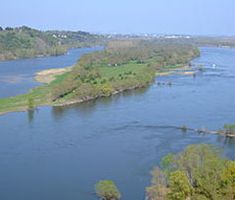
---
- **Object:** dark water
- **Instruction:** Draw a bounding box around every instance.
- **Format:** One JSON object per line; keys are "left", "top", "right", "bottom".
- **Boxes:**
{"left": 0, "top": 46, "right": 103, "bottom": 98}
{"left": 0, "top": 47, "right": 235, "bottom": 200}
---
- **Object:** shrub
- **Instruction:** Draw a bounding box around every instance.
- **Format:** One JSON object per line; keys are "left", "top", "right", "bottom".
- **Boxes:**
{"left": 95, "top": 180, "right": 121, "bottom": 200}
{"left": 27, "top": 97, "right": 34, "bottom": 110}
{"left": 146, "top": 144, "right": 235, "bottom": 200}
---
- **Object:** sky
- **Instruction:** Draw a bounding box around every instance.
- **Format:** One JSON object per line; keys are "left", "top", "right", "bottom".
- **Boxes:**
{"left": 1, "top": 0, "right": 235, "bottom": 35}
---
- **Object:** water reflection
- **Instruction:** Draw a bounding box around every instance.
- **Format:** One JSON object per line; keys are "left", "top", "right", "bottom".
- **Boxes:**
{"left": 51, "top": 87, "right": 149, "bottom": 119}
{"left": 27, "top": 110, "right": 35, "bottom": 123}
{"left": 216, "top": 135, "right": 235, "bottom": 146}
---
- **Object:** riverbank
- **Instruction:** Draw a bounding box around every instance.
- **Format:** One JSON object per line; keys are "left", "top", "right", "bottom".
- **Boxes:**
{"left": 0, "top": 26, "right": 104, "bottom": 61}
{"left": 0, "top": 65, "right": 195, "bottom": 115}
{"left": 35, "top": 67, "right": 72, "bottom": 83}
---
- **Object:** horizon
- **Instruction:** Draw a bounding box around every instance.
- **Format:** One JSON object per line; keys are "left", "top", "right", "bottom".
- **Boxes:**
{"left": 1, "top": 0, "right": 235, "bottom": 36}
{"left": 2, "top": 25, "right": 235, "bottom": 37}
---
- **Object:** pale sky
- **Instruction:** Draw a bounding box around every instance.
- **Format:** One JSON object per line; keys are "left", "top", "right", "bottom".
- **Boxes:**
{"left": 1, "top": 0, "right": 235, "bottom": 35}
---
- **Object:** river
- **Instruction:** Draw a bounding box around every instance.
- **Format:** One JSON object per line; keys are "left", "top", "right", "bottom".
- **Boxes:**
{"left": 0, "top": 47, "right": 103, "bottom": 98}
{"left": 0, "top": 47, "right": 235, "bottom": 200}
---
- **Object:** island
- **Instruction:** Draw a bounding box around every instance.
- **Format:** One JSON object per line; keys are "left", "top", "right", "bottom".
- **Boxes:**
{"left": 0, "top": 39, "right": 199, "bottom": 114}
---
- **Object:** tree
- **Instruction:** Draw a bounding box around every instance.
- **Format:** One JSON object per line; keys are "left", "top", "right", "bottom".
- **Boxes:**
{"left": 146, "top": 167, "right": 168, "bottom": 200}
{"left": 95, "top": 180, "right": 121, "bottom": 200}
{"left": 0, "top": 27, "right": 3, "bottom": 31}
{"left": 27, "top": 97, "right": 34, "bottom": 110}
{"left": 146, "top": 144, "right": 235, "bottom": 200}
{"left": 5, "top": 27, "right": 14, "bottom": 31}
{"left": 167, "top": 170, "right": 192, "bottom": 200}
{"left": 220, "top": 161, "right": 235, "bottom": 199}
{"left": 223, "top": 161, "right": 235, "bottom": 188}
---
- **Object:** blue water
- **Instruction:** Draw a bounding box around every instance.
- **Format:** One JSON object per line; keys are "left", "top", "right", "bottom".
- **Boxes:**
{"left": 0, "top": 46, "right": 103, "bottom": 98}
{"left": 0, "top": 47, "right": 235, "bottom": 200}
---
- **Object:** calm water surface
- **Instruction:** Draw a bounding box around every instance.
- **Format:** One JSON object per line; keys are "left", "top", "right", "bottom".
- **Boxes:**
{"left": 0, "top": 47, "right": 235, "bottom": 200}
{"left": 0, "top": 46, "right": 102, "bottom": 98}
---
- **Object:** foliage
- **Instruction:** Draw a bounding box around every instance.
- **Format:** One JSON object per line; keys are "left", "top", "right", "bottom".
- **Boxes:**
{"left": 0, "top": 26, "right": 104, "bottom": 60}
{"left": 27, "top": 97, "right": 34, "bottom": 110}
{"left": 146, "top": 144, "right": 235, "bottom": 200}
{"left": 224, "top": 124, "right": 235, "bottom": 130}
{"left": 146, "top": 167, "right": 168, "bottom": 200}
{"left": 223, "top": 124, "right": 235, "bottom": 136}
{"left": 167, "top": 170, "right": 192, "bottom": 200}
{"left": 48, "top": 40, "right": 199, "bottom": 103}
{"left": 95, "top": 180, "right": 121, "bottom": 200}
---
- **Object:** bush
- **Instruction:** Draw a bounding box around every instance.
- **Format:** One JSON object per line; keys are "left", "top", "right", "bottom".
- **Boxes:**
{"left": 95, "top": 180, "right": 121, "bottom": 200}
{"left": 180, "top": 125, "right": 188, "bottom": 132}
{"left": 27, "top": 97, "right": 34, "bottom": 110}
{"left": 224, "top": 124, "right": 235, "bottom": 135}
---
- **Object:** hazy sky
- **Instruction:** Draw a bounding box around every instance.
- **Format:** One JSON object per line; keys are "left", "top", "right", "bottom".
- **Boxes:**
{"left": 1, "top": 0, "right": 235, "bottom": 35}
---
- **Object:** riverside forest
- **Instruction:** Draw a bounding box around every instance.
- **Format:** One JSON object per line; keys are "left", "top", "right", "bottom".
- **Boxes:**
{"left": 0, "top": 26, "right": 235, "bottom": 200}
{"left": 0, "top": 26, "right": 104, "bottom": 60}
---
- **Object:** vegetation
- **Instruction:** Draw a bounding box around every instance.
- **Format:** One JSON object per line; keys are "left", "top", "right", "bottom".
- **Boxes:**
{"left": 95, "top": 180, "right": 121, "bottom": 200}
{"left": 146, "top": 144, "right": 235, "bottom": 200}
{"left": 145, "top": 36, "right": 235, "bottom": 48}
{"left": 49, "top": 40, "right": 199, "bottom": 103}
{"left": 180, "top": 125, "right": 188, "bottom": 132}
{"left": 192, "top": 36, "right": 235, "bottom": 47}
{"left": 224, "top": 124, "right": 235, "bottom": 136}
{"left": 0, "top": 26, "right": 105, "bottom": 60}
{"left": 0, "top": 39, "right": 199, "bottom": 114}
{"left": 0, "top": 26, "right": 234, "bottom": 61}
{"left": 27, "top": 97, "right": 35, "bottom": 111}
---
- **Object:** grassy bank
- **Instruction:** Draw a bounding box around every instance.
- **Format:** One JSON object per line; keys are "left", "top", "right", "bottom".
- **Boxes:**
{"left": 0, "top": 40, "right": 199, "bottom": 115}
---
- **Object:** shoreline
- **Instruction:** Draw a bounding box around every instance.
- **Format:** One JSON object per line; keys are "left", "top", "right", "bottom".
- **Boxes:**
{"left": 53, "top": 83, "right": 148, "bottom": 107}
{"left": 0, "top": 64, "right": 196, "bottom": 116}
{"left": 53, "top": 65, "right": 198, "bottom": 107}
{"left": 35, "top": 67, "right": 72, "bottom": 83}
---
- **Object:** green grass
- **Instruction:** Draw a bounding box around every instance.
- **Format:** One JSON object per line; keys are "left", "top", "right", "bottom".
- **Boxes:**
{"left": 0, "top": 85, "right": 50, "bottom": 113}
{"left": 224, "top": 124, "right": 235, "bottom": 130}
{"left": 99, "top": 63, "right": 147, "bottom": 78}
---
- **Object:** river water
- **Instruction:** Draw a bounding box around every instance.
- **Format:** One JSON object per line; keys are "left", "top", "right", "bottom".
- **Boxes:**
{"left": 0, "top": 47, "right": 235, "bottom": 200}
{"left": 0, "top": 47, "right": 102, "bottom": 98}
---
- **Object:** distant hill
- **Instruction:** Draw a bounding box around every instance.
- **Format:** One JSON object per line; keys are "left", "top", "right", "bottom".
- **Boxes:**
{"left": 1, "top": 26, "right": 235, "bottom": 61}
{"left": 0, "top": 26, "right": 105, "bottom": 61}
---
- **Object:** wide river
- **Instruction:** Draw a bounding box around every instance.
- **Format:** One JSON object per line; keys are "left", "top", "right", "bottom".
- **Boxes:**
{"left": 0, "top": 47, "right": 235, "bottom": 200}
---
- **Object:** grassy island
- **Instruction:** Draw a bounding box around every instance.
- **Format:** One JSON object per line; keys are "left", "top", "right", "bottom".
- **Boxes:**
{"left": 0, "top": 39, "right": 199, "bottom": 114}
